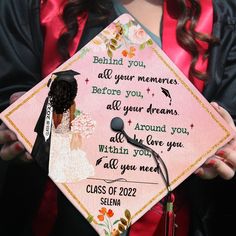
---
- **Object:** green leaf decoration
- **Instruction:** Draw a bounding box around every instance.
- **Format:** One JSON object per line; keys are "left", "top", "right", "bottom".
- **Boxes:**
{"left": 111, "top": 38, "right": 118, "bottom": 46}
{"left": 74, "top": 109, "right": 81, "bottom": 117}
{"left": 139, "top": 43, "right": 146, "bottom": 50}
{"left": 147, "top": 39, "right": 153, "bottom": 45}
{"left": 124, "top": 209, "right": 131, "bottom": 221}
{"left": 123, "top": 25, "right": 129, "bottom": 35}
{"left": 107, "top": 49, "right": 113, "bottom": 58}
{"left": 104, "top": 230, "right": 109, "bottom": 236}
{"left": 127, "top": 21, "right": 132, "bottom": 28}
{"left": 115, "top": 34, "right": 121, "bottom": 40}
{"left": 86, "top": 214, "right": 94, "bottom": 223}
{"left": 79, "top": 48, "right": 90, "bottom": 58}
{"left": 118, "top": 223, "right": 125, "bottom": 232}
{"left": 113, "top": 219, "right": 120, "bottom": 225}
{"left": 98, "top": 223, "right": 107, "bottom": 227}
{"left": 120, "top": 218, "right": 127, "bottom": 226}
{"left": 131, "top": 19, "right": 138, "bottom": 26}
{"left": 109, "top": 44, "right": 116, "bottom": 51}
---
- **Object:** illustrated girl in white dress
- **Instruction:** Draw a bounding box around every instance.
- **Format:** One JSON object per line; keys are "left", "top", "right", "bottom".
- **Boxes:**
{"left": 47, "top": 70, "right": 95, "bottom": 183}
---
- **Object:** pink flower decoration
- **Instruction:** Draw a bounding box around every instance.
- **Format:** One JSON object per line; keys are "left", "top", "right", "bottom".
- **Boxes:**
{"left": 71, "top": 112, "right": 96, "bottom": 138}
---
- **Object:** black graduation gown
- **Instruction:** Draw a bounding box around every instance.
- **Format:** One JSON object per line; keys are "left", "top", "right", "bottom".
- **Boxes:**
{"left": 0, "top": 0, "right": 236, "bottom": 236}
{"left": 0, "top": 1, "right": 46, "bottom": 236}
{"left": 31, "top": 98, "right": 50, "bottom": 172}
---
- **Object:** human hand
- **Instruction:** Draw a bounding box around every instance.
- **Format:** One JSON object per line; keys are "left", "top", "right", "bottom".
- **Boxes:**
{"left": 195, "top": 102, "right": 236, "bottom": 180}
{"left": 0, "top": 92, "right": 33, "bottom": 163}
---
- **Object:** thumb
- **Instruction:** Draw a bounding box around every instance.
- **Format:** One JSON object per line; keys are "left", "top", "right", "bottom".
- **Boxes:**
{"left": 9, "top": 91, "right": 26, "bottom": 104}
{"left": 211, "top": 102, "right": 236, "bottom": 131}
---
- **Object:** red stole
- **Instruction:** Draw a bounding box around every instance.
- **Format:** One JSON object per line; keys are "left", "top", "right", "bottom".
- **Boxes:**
{"left": 40, "top": 0, "right": 88, "bottom": 78}
{"left": 162, "top": 0, "right": 213, "bottom": 93}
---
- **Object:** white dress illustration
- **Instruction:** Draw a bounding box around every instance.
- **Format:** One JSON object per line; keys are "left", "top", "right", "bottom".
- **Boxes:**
{"left": 49, "top": 110, "right": 95, "bottom": 183}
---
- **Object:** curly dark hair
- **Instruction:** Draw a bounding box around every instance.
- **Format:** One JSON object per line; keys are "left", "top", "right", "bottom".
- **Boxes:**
{"left": 48, "top": 78, "right": 78, "bottom": 114}
{"left": 58, "top": 0, "right": 217, "bottom": 81}
{"left": 167, "top": 0, "right": 218, "bottom": 80}
{"left": 57, "top": 0, "right": 112, "bottom": 60}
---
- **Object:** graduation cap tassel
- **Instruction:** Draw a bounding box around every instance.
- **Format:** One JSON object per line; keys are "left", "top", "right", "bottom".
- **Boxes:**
{"left": 110, "top": 117, "right": 177, "bottom": 236}
{"left": 164, "top": 193, "right": 176, "bottom": 236}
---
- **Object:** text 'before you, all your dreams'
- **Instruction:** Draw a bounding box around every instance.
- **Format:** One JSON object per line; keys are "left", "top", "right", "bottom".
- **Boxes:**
{"left": 91, "top": 56, "right": 179, "bottom": 117}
